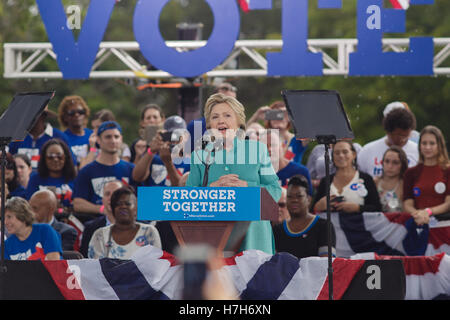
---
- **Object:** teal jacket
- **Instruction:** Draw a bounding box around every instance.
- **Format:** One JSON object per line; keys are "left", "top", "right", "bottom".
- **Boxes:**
{"left": 186, "top": 137, "right": 282, "bottom": 254}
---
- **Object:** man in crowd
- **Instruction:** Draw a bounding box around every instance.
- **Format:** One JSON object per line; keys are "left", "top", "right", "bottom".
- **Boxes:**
{"left": 29, "top": 189, "right": 78, "bottom": 251}
{"left": 260, "top": 129, "right": 313, "bottom": 195}
{"left": 357, "top": 106, "right": 419, "bottom": 177}
{"left": 72, "top": 121, "right": 135, "bottom": 214}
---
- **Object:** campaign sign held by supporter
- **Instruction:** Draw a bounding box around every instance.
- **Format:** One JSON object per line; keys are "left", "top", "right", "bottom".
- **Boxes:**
{"left": 138, "top": 187, "right": 265, "bottom": 221}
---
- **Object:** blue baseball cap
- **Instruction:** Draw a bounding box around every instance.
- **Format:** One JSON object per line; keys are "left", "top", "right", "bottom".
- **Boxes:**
{"left": 97, "top": 121, "right": 122, "bottom": 137}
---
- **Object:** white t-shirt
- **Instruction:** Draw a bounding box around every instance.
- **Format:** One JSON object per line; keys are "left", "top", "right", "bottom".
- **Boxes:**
{"left": 357, "top": 136, "right": 419, "bottom": 177}
{"left": 330, "top": 171, "right": 366, "bottom": 206}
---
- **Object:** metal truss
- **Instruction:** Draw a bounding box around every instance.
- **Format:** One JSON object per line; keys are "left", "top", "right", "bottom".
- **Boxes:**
{"left": 3, "top": 38, "right": 450, "bottom": 79}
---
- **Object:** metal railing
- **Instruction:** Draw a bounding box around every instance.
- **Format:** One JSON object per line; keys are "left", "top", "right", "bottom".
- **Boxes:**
{"left": 3, "top": 38, "right": 450, "bottom": 79}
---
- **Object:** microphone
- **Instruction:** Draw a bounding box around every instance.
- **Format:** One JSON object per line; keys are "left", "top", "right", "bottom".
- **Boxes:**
{"left": 194, "top": 132, "right": 224, "bottom": 187}
{"left": 199, "top": 133, "right": 224, "bottom": 152}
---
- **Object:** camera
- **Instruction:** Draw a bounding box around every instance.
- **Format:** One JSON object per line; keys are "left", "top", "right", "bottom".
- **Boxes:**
{"left": 159, "top": 131, "right": 173, "bottom": 142}
{"left": 265, "top": 109, "right": 285, "bottom": 121}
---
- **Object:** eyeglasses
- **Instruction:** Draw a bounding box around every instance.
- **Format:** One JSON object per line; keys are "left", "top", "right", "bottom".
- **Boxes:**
{"left": 46, "top": 153, "right": 64, "bottom": 160}
{"left": 66, "top": 109, "right": 86, "bottom": 117}
{"left": 278, "top": 202, "right": 286, "bottom": 208}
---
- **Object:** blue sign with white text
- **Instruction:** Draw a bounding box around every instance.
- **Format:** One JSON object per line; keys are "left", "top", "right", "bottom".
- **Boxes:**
{"left": 137, "top": 187, "right": 263, "bottom": 221}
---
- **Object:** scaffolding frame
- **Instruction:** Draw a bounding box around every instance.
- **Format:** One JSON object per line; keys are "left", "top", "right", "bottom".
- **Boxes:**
{"left": 4, "top": 38, "right": 450, "bottom": 79}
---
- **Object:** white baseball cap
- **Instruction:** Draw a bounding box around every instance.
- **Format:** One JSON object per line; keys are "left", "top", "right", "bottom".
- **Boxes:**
{"left": 383, "top": 101, "right": 406, "bottom": 118}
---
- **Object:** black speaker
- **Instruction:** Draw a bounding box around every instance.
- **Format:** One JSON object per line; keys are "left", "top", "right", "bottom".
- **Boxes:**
{"left": 342, "top": 260, "right": 406, "bottom": 300}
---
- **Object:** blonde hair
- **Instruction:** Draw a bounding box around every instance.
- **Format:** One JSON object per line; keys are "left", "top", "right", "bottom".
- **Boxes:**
{"left": 419, "top": 125, "right": 450, "bottom": 169}
{"left": 204, "top": 93, "right": 246, "bottom": 132}
{"left": 5, "top": 197, "right": 35, "bottom": 227}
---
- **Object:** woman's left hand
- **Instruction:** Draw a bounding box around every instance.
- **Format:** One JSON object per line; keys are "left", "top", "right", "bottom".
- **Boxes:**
{"left": 333, "top": 201, "right": 360, "bottom": 213}
{"left": 411, "top": 209, "right": 430, "bottom": 226}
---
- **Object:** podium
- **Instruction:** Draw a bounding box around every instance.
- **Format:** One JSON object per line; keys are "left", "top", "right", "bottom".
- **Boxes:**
{"left": 137, "top": 187, "right": 279, "bottom": 254}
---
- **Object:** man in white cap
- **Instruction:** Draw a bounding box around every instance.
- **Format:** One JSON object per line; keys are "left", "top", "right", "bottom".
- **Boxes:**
{"left": 357, "top": 105, "right": 419, "bottom": 178}
{"left": 383, "top": 101, "right": 420, "bottom": 143}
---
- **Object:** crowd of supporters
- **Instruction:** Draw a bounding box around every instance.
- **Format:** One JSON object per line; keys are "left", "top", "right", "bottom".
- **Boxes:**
{"left": 1, "top": 83, "right": 449, "bottom": 262}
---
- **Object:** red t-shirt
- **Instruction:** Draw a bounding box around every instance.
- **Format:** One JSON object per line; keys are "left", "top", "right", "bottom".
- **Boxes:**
{"left": 403, "top": 164, "right": 450, "bottom": 209}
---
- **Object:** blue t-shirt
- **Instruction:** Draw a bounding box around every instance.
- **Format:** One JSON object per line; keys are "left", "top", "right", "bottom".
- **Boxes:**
{"left": 285, "top": 137, "right": 307, "bottom": 164}
{"left": 26, "top": 173, "right": 75, "bottom": 207}
{"left": 65, "top": 128, "right": 93, "bottom": 165}
{"left": 73, "top": 160, "right": 135, "bottom": 204}
{"left": 8, "top": 124, "right": 76, "bottom": 170}
{"left": 143, "top": 154, "right": 190, "bottom": 186}
{"left": 5, "top": 223, "right": 62, "bottom": 260}
{"left": 9, "top": 185, "right": 27, "bottom": 199}
{"left": 277, "top": 161, "right": 313, "bottom": 195}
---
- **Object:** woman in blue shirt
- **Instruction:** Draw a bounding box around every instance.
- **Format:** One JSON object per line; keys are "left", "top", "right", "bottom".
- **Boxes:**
{"left": 5, "top": 197, "right": 62, "bottom": 260}
{"left": 186, "top": 93, "right": 282, "bottom": 254}
{"left": 26, "top": 138, "right": 77, "bottom": 209}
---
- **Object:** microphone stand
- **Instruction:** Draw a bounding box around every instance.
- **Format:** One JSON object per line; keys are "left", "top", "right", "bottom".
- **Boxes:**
{"left": 317, "top": 135, "right": 336, "bottom": 301}
{"left": 202, "top": 149, "right": 213, "bottom": 187}
{"left": 196, "top": 137, "right": 222, "bottom": 187}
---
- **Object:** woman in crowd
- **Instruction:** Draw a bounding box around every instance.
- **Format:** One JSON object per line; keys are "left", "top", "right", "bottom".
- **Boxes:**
{"left": 139, "top": 103, "right": 165, "bottom": 128}
{"left": 4, "top": 197, "right": 62, "bottom": 260}
{"left": 374, "top": 146, "right": 408, "bottom": 212}
{"left": 186, "top": 93, "right": 281, "bottom": 254}
{"left": 57, "top": 95, "right": 93, "bottom": 168}
{"left": 14, "top": 154, "right": 33, "bottom": 189}
{"left": 88, "top": 187, "right": 161, "bottom": 259}
{"left": 403, "top": 125, "right": 450, "bottom": 225}
{"left": 5, "top": 153, "right": 27, "bottom": 199}
{"left": 25, "top": 138, "right": 77, "bottom": 209}
{"left": 130, "top": 138, "right": 148, "bottom": 164}
{"left": 306, "top": 142, "right": 362, "bottom": 190}
{"left": 312, "top": 140, "right": 381, "bottom": 213}
{"left": 273, "top": 175, "right": 336, "bottom": 259}
{"left": 247, "top": 100, "right": 307, "bottom": 163}
{"left": 129, "top": 104, "right": 166, "bottom": 165}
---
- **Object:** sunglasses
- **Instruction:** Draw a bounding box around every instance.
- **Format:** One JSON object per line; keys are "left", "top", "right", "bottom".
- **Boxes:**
{"left": 66, "top": 109, "right": 86, "bottom": 117}
{"left": 278, "top": 202, "right": 286, "bottom": 208}
{"left": 46, "top": 153, "right": 64, "bottom": 160}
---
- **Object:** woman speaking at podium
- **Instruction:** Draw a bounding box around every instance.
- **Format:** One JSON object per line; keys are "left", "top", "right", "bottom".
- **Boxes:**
{"left": 186, "top": 93, "right": 282, "bottom": 254}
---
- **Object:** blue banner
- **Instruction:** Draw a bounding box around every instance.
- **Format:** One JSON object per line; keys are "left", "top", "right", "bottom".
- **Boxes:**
{"left": 137, "top": 187, "right": 263, "bottom": 221}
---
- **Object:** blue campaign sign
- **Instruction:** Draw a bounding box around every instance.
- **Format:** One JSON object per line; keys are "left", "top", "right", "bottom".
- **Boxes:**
{"left": 35, "top": 0, "right": 435, "bottom": 79}
{"left": 137, "top": 187, "right": 263, "bottom": 221}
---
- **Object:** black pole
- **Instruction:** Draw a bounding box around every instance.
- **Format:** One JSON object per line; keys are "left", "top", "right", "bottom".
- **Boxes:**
{"left": 0, "top": 139, "right": 11, "bottom": 274}
{"left": 316, "top": 135, "right": 336, "bottom": 300}
{"left": 324, "top": 143, "right": 333, "bottom": 300}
